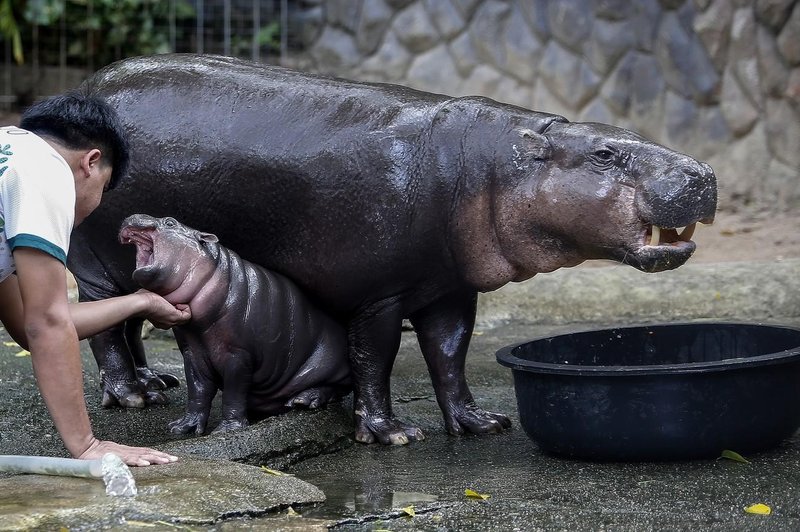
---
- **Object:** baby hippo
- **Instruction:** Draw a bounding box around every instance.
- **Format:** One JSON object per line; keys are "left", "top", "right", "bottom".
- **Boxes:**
{"left": 119, "top": 214, "right": 351, "bottom": 434}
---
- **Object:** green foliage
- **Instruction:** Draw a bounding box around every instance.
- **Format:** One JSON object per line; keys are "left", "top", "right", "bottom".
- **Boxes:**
{"left": 0, "top": 0, "right": 195, "bottom": 67}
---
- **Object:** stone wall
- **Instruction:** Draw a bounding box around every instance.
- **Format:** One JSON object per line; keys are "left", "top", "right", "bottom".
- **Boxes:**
{"left": 290, "top": 0, "right": 800, "bottom": 213}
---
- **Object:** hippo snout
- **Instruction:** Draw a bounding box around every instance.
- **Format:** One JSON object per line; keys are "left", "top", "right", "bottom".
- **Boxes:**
{"left": 636, "top": 158, "right": 717, "bottom": 230}
{"left": 119, "top": 214, "right": 159, "bottom": 241}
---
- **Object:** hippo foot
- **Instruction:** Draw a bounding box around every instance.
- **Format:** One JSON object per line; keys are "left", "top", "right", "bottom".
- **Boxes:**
{"left": 286, "top": 387, "right": 338, "bottom": 409}
{"left": 100, "top": 379, "right": 169, "bottom": 409}
{"left": 136, "top": 367, "right": 181, "bottom": 390}
{"left": 354, "top": 414, "right": 425, "bottom": 445}
{"left": 212, "top": 418, "right": 249, "bottom": 433}
{"left": 168, "top": 412, "right": 208, "bottom": 435}
{"left": 444, "top": 402, "right": 511, "bottom": 436}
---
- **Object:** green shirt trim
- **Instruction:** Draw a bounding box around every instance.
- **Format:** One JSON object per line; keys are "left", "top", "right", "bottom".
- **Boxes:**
{"left": 8, "top": 233, "right": 67, "bottom": 266}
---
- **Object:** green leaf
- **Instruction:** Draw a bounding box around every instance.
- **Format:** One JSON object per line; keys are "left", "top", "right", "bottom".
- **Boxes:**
{"left": 719, "top": 449, "right": 750, "bottom": 464}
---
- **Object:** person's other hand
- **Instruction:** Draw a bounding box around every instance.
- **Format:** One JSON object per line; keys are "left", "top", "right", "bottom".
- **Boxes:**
{"left": 136, "top": 289, "right": 191, "bottom": 329}
{"left": 78, "top": 438, "right": 179, "bottom": 466}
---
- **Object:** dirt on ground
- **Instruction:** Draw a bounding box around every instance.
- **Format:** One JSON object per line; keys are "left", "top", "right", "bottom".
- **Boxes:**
{"left": 2, "top": 111, "right": 796, "bottom": 266}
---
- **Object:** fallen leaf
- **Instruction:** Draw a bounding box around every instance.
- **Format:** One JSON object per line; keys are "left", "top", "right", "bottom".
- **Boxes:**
{"left": 14, "top": 350, "right": 30, "bottom": 357}
{"left": 719, "top": 450, "right": 750, "bottom": 463}
{"left": 465, "top": 488, "right": 491, "bottom": 500}
{"left": 745, "top": 503, "right": 771, "bottom": 515}
{"left": 472, "top": 331, "right": 484, "bottom": 336}
{"left": 124, "top": 521, "right": 157, "bottom": 527}
{"left": 3, "top": 341, "right": 18, "bottom": 347}
{"left": 286, "top": 506, "right": 298, "bottom": 516}
{"left": 402, "top": 505, "right": 415, "bottom": 517}
{"left": 260, "top": 466, "right": 285, "bottom": 476}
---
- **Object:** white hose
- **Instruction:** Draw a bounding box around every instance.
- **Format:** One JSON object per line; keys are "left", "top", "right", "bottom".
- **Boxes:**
{"left": 0, "top": 453, "right": 137, "bottom": 496}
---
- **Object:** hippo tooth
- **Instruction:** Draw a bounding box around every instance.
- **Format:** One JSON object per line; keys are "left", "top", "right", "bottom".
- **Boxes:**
{"left": 677, "top": 223, "right": 696, "bottom": 241}
{"left": 649, "top": 225, "right": 661, "bottom": 247}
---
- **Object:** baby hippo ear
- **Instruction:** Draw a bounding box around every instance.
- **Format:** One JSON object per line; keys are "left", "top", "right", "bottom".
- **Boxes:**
{"left": 198, "top": 232, "right": 219, "bottom": 244}
{"left": 517, "top": 128, "right": 552, "bottom": 160}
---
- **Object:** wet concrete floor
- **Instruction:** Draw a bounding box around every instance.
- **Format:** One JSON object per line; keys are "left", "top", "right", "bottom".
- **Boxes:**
{"left": 1, "top": 260, "right": 799, "bottom": 530}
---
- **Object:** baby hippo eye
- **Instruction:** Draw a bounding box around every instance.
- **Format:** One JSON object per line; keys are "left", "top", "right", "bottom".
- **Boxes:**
{"left": 164, "top": 217, "right": 178, "bottom": 227}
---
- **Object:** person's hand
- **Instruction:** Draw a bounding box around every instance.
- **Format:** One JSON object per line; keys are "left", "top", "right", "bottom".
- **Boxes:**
{"left": 136, "top": 289, "right": 191, "bottom": 329}
{"left": 78, "top": 438, "right": 179, "bottom": 467}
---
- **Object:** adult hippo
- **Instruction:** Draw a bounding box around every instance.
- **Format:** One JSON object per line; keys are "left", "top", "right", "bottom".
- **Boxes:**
{"left": 69, "top": 54, "right": 717, "bottom": 445}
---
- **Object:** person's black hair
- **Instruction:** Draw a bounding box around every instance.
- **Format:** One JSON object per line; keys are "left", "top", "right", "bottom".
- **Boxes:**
{"left": 19, "top": 91, "right": 129, "bottom": 190}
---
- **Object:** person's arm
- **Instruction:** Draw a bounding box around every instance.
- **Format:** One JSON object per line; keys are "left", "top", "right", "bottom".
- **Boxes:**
{"left": 12, "top": 248, "right": 177, "bottom": 466}
{"left": 0, "top": 274, "right": 190, "bottom": 349}
{"left": 69, "top": 290, "right": 191, "bottom": 339}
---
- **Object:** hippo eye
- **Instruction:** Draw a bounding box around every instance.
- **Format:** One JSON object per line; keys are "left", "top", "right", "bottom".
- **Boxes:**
{"left": 594, "top": 149, "right": 615, "bottom": 161}
{"left": 164, "top": 218, "right": 177, "bottom": 227}
{"left": 591, "top": 148, "right": 619, "bottom": 169}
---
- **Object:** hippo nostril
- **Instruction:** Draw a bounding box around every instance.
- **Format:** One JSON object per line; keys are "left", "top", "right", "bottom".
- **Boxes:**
{"left": 683, "top": 167, "right": 700, "bottom": 179}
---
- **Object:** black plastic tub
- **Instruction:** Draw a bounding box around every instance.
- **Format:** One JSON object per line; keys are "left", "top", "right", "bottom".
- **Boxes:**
{"left": 496, "top": 323, "right": 800, "bottom": 461}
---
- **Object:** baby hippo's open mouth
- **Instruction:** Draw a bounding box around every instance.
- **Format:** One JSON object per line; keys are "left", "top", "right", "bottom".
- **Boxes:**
{"left": 119, "top": 227, "right": 156, "bottom": 271}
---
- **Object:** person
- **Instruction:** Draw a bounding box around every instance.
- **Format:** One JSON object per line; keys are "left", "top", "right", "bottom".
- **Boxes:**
{"left": 0, "top": 91, "right": 191, "bottom": 466}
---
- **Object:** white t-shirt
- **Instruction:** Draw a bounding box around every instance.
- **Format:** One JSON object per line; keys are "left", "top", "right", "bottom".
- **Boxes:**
{"left": 0, "top": 126, "right": 75, "bottom": 283}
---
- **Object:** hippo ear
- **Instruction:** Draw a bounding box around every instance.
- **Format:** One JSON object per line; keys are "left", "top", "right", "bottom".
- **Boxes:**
{"left": 516, "top": 128, "right": 551, "bottom": 160}
{"left": 198, "top": 232, "right": 219, "bottom": 244}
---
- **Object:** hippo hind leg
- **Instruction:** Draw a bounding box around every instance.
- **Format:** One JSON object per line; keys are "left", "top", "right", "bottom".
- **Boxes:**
{"left": 286, "top": 385, "right": 348, "bottom": 409}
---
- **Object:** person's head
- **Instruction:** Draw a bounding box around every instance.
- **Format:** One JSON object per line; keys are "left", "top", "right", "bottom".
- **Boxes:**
{"left": 20, "top": 91, "right": 129, "bottom": 189}
{"left": 20, "top": 91, "right": 130, "bottom": 224}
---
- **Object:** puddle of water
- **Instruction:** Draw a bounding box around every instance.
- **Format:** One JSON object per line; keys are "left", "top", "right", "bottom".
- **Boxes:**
{"left": 299, "top": 485, "right": 438, "bottom": 519}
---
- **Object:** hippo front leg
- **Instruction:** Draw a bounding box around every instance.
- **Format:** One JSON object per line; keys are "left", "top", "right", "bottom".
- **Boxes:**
{"left": 350, "top": 299, "right": 424, "bottom": 445}
{"left": 90, "top": 324, "right": 150, "bottom": 409}
{"left": 213, "top": 350, "right": 253, "bottom": 433}
{"left": 124, "top": 319, "right": 180, "bottom": 402}
{"left": 168, "top": 333, "right": 216, "bottom": 434}
{"left": 410, "top": 290, "right": 511, "bottom": 435}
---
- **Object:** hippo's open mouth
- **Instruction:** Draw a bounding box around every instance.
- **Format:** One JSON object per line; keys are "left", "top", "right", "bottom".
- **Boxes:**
{"left": 623, "top": 220, "right": 710, "bottom": 273}
{"left": 119, "top": 227, "right": 156, "bottom": 271}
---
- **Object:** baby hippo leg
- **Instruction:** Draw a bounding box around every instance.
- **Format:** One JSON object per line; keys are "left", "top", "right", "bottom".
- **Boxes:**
{"left": 283, "top": 327, "right": 351, "bottom": 409}
{"left": 212, "top": 350, "right": 254, "bottom": 433}
{"left": 169, "top": 358, "right": 217, "bottom": 434}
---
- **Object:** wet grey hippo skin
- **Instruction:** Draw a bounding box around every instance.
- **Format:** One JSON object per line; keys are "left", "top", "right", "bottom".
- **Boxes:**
{"left": 68, "top": 54, "right": 717, "bottom": 445}
{"left": 119, "top": 214, "right": 350, "bottom": 434}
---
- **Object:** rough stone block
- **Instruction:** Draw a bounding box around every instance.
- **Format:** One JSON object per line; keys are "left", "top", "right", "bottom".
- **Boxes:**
{"left": 532, "top": 79, "right": 574, "bottom": 119}
{"left": 777, "top": 4, "right": 800, "bottom": 65}
{"left": 656, "top": 11, "right": 720, "bottom": 103}
{"left": 503, "top": 3, "right": 543, "bottom": 84}
{"left": 448, "top": 31, "right": 479, "bottom": 77}
{"left": 359, "top": 30, "right": 413, "bottom": 81}
{"left": 356, "top": 0, "right": 393, "bottom": 55}
{"left": 539, "top": 40, "right": 601, "bottom": 109}
{"left": 765, "top": 158, "right": 800, "bottom": 210}
{"left": 406, "top": 44, "right": 462, "bottom": 94}
{"left": 706, "top": 123, "right": 769, "bottom": 206}
{"left": 517, "top": 0, "right": 551, "bottom": 41}
{"left": 754, "top": 0, "right": 795, "bottom": 30}
{"left": 693, "top": 0, "right": 733, "bottom": 71}
{"left": 601, "top": 51, "right": 664, "bottom": 117}
{"left": 786, "top": 67, "right": 800, "bottom": 105}
{"left": 309, "top": 26, "right": 361, "bottom": 72}
{"left": 578, "top": 97, "right": 616, "bottom": 124}
{"left": 632, "top": 0, "right": 663, "bottom": 52}
{"left": 325, "top": 0, "right": 362, "bottom": 33}
{"left": 758, "top": 25, "right": 790, "bottom": 97}
{"left": 594, "top": 0, "right": 633, "bottom": 21}
{"left": 547, "top": 0, "right": 593, "bottom": 53}
{"left": 720, "top": 68, "right": 760, "bottom": 136}
{"left": 423, "top": 0, "right": 465, "bottom": 40}
{"left": 450, "top": 0, "right": 482, "bottom": 20}
{"left": 765, "top": 97, "right": 800, "bottom": 167}
{"left": 394, "top": 1, "right": 440, "bottom": 54}
{"left": 584, "top": 18, "right": 636, "bottom": 76}
{"left": 469, "top": 0, "right": 510, "bottom": 68}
